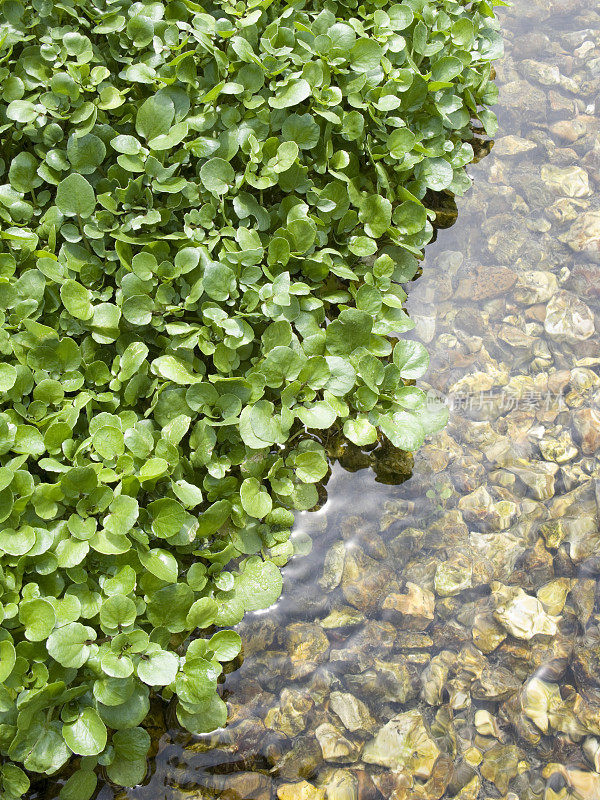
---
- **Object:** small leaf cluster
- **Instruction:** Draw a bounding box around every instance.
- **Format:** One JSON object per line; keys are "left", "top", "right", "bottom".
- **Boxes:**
{"left": 0, "top": 0, "right": 501, "bottom": 793}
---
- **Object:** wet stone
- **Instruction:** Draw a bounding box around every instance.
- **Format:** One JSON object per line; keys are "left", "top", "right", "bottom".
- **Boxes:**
{"left": 455, "top": 264, "right": 518, "bottom": 301}
{"left": 362, "top": 709, "right": 441, "bottom": 777}
{"left": 472, "top": 612, "right": 508, "bottom": 653}
{"left": 514, "top": 270, "right": 559, "bottom": 305}
{"left": 434, "top": 555, "right": 473, "bottom": 597}
{"left": 573, "top": 408, "right": 600, "bottom": 454}
{"left": 510, "top": 462, "right": 559, "bottom": 500}
{"left": 493, "top": 586, "right": 560, "bottom": 640}
{"left": 493, "top": 135, "right": 538, "bottom": 156}
{"left": 541, "top": 164, "right": 591, "bottom": 196}
{"left": 286, "top": 623, "right": 330, "bottom": 678}
{"left": 329, "top": 692, "right": 376, "bottom": 734}
{"left": 277, "top": 781, "right": 325, "bottom": 800}
{"left": 318, "top": 769, "right": 358, "bottom": 800}
{"left": 382, "top": 582, "right": 435, "bottom": 629}
{"left": 544, "top": 290, "right": 595, "bottom": 342}
{"left": 216, "top": 773, "right": 271, "bottom": 800}
{"left": 480, "top": 744, "right": 520, "bottom": 794}
{"left": 315, "top": 723, "right": 360, "bottom": 763}
{"left": 341, "top": 549, "right": 396, "bottom": 612}
{"left": 561, "top": 211, "right": 600, "bottom": 261}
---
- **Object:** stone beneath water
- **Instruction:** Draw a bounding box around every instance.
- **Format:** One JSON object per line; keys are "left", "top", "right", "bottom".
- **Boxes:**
{"left": 315, "top": 723, "right": 360, "bottom": 763}
{"left": 382, "top": 582, "right": 435, "bottom": 629}
{"left": 560, "top": 210, "right": 600, "bottom": 260}
{"left": 541, "top": 164, "right": 590, "bottom": 197}
{"left": 362, "top": 709, "right": 440, "bottom": 777}
{"left": 544, "top": 290, "right": 595, "bottom": 342}
{"left": 493, "top": 586, "right": 559, "bottom": 640}
{"left": 329, "top": 691, "right": 376, "bottom": 734}
{"left": 493, "top": 135, "right": 537, "bottom": 156}
{"left": 277, "top": 781, "right": 325, "bottom": 800}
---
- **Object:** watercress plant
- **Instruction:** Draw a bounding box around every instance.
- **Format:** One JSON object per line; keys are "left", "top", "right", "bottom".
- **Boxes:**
{"left": 0, "top": 0, "right": 501, "bottom": 794}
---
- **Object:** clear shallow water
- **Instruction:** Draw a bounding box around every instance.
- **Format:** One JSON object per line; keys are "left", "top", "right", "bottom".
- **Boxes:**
{"left": 35, "top": 0, "right": 600, "bottom": 797}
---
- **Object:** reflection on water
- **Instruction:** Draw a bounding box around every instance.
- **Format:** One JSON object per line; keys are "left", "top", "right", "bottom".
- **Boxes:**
{"left": 43, "top": 0, "right": 600, "bottom": 797}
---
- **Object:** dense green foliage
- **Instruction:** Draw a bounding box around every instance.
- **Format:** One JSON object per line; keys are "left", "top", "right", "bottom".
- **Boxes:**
{"left": 0, "top": 0, "right": 501, "bottom": 793}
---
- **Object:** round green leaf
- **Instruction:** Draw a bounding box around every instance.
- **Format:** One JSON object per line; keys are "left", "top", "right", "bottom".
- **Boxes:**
{"left": 0, "top": 640, "right": 16, "bottom": 681}
{"left": 63, "top": 708, "right": 107, "bottom": 756}
{"left": 234, "top": 557, "right": 283, "bottom": 611}
{"left": 208, "top": 630, "right": 242, "bottom": 661}
{"left": 343, "top": 418, "right": 378, "bottom": 446}
{"left": 136, "top": 644, "right": 179, "bottom": 686}
{"left": 379, "top": 410, "right": 425, "bottom": 452}
{"left": 240, "top": 477, "right": 272, "bottom": 519}
{"left": 59, "top": 769, "right": 97, "bottom": 800}
{"left": 0, "top": 364, "right": 17, "bottom": 393}
{"left": 60, "top": 280, "right": 93, "bottom": 321}
{"left": 393, "top": 340, "right": 430, "bottom": 378}
{"left": 19, "top": 598, "right": 56, "bottom": 641}
{"left": 106, "top": 727, "right": 150, "bottom": 787}
{"left": 100, "top": 594, "right": 137, "bottom": 630}
{"left": 47, "top": 623, "right": 96, "bottom": 668}
{"left": 56, "top": 174, "right": 96, "bottom": 217}
{"left": 186, "top": 597, "right": 218, "bottom": 629}
{"left": 200, "top": 158, "right": 235, "bottom": 194}
{"left": 176, "top": 694, "right": 227, "bottom": 734}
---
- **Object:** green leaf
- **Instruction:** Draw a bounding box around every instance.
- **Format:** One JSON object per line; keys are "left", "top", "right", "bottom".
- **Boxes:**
{"left": 63, "top": 708, "right": 107, "bottom": 756}
{"left": 359, "top": 195, "right": 392, "bottom": 239}
{"left": 106, "top": 728, "right": 150, "bottom": 787}
{"left": 122, "top": 295, "right": 153, "bottom": 325}
{"left": 208, "top": 630, "right": 242, "bottom": 661}
{"left": 148, "top": 498, "right": 186, "bottom": 538}
{"left": 240, "top": 477, "right": 273, "bottom": 519}
{"left": 431, "top": 56, "right": 464, "bottom": 82}
{"left": 56, "top": 174, "right": 96, "bottom": 218}
{"left": 393, "top": 340, "right": 430, "bottom": 378}
{"left": 6, "top": 100, "right": 37, "bottom": 122}
{"left": 9, "top": 152, "right": 41, "bottom": 192}
{"left": 135, "top": 93, "right": 175, "bottom": 141}
{"left": 0, "top": 526, "right": 36, "bottom": 556}
{"left": 59, "top": 770, "right": 97, "bottom": 800}
{"left": 269, "top": 79, "right": 311, "bottom": 109}
{"left": 47, "top": 623, "right": 96, "bottom": 668}
{"left": 177, "top": 694, "right": 227, "bottom": 734}
{"left": 0, "top": 364, "right": 17, "bottom": 393}
{"left": 0, "top": 640, "right": 16, "bottom": 681}
{"left": 343, "top": 418, "right": 378, "bottom": 446}
{"left": 137, "top": 644, "right": 179, "bottom": 685}
{"left": 67, "top": 133, "right": 106, "bottom": 174}
{"left": 350, "top": 39, "right": 382, "bottom": 71}
{"left": 60, "top": 280, "right": 93, "bottom": 321}
{"left": 234, "top": 557, "right": 283, "bottom": 611}
{"left": 388, "top": 128, "right": 417, "bottom": 158}
{"left": 186, "top": 597, "right": 218, "bottom": 629}
{"left": 420, "top": 157, "right": 454, "bottom": 191}
{"left": 200, "top": 158, "right": 235, "bottom": 194}
{"left": 282, "top": 113, "right": 320, "bottom": 149}
{"left": 138, "top": 548, "right": 178, "bottom": 582}
{"left": 19, "top": 598, "right": 56, "bottom": 641}
{"left": 8, "top": 721, "right": 70, "bottom": 774}
{"left": 379, "top": 411, "right": 425, "bottom": 452}
{"left": 1, "top": 764, "right": 30, "bottom": 800}
{"left": 100, "top": 594, "right": 137, "bottom": 630}
{"left": 176, "top": 657, "right": 220, "bottom": 706}
{"left": 293, "top": 450, "right": 328, "bottom": 483}
{"left": 151, "top": 355, "right": 201, "bottom": 384}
